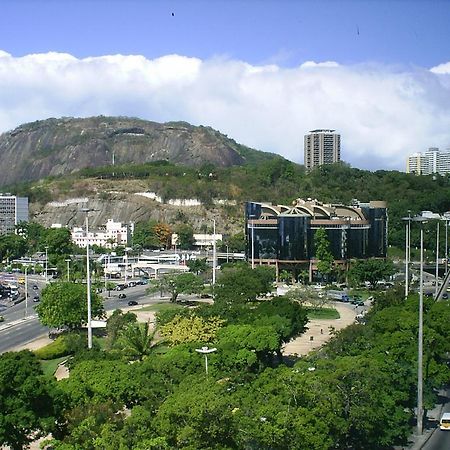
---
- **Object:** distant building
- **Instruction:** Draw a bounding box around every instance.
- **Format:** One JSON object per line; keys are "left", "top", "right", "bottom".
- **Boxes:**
{"left": 245, "top": 198, "right": 387, "bottom": 280}
{"left": 407, "top": 148, "right": 450, "bottom": 175}
{"left": 304, "top": 129, "right": 341, "bottom": 170}
{"left": 0, "top": 194, "right": 28, "bottom": 235}
{"left": 172, "top": 233, "right": 223, "bottom": 249}
{"left": 71, "top": 219, "right": 134, "bottom": 249}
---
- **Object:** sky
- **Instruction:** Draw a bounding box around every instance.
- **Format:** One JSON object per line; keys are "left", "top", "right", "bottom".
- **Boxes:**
{"left": 0, "top": 0, "right": 449, "bottom": 170}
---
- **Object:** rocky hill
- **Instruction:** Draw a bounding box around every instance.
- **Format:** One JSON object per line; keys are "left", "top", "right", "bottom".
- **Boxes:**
{"left": 0, "top": 116, "right": 277, "bottom": 187}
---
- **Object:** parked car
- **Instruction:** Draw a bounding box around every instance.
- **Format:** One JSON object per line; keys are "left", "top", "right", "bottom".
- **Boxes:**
{"left": 33, "top": 295, "right": 40, "bottom": 302}
{"left": 118, "top": 293, "right": 127, "bottom": 299}
{"left": 442, "top": 292, "right": 448, "bottom": 299}
{"left": 127, "top": 300, "right": 138, "bottom": 306}
{"left": 48, "top": 326, "right": 69, "bottom": 339}
{"left": 32, "top": 285, "right": 39, "bottom": 290}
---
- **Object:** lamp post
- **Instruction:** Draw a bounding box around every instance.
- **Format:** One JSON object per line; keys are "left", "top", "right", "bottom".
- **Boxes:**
{"left": 65, "top": 258, "right": 71, "bottom": 282}
{"left": 24, "top": 266, "right": 28, "bottom": 318}
{"left": 44, "top": 246, "right": 49, "bottom": 283}
{"left": 195, "top": 346, "right": 217, "bottom": 376}
{"left": 212, "top": 219, "right": 217, "bottom": 285}
{"left": 248, "top": 215, "right": 256, "bottom": 269}
{"left": 443, "top": 212, "right": 450, "bottom": 275}
{"left": 402, "top": 212, "right": 412, "bottom": 298}
{"left": 81, "top": 208, "right": 93, "bottom": 350}
{"left": 412, "top": 215, "right": 428, "bottom": 435}
{"left": 124, "top": 248, "right": 130, "bottom": 284}
{"left": 435, "top": 219, "right": 440, "bottom": 297}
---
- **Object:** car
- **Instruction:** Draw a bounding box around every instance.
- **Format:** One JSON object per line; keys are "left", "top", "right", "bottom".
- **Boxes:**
{"left": 442, "top": 292, "right": 448, "bottom": 299}
{"left": 33, "top": 295, "right": 40, "bottom": 302}
{"left": 32, "top": 284, "right": 39, "bottom": 290}
{"left": 118, "top": 293, "right": 127, "bottom": 299}
{"left": 48, "top": 326, "right": 69, "bottom": 339}
{"left": 127, "top": 300, "right": 138, "bottom": 306}
{"left": 0, "top": 315, "right": 4, "bottom": 323}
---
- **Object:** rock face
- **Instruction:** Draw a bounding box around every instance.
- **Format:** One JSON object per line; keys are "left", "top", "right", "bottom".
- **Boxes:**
{"left": 0, "top": 116, "right": 252, "bottom": 187}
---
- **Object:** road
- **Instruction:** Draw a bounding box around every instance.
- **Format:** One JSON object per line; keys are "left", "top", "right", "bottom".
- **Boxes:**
{"left": 422, "top": 392, "right": 450, "bottom": 450}
{"left": 0, "top": 280, "right": 165, "bottom": 354}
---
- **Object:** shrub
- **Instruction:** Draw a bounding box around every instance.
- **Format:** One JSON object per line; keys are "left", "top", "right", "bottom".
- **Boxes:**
{"left": 34, "top": 335, "right": 71, "bottom": 360}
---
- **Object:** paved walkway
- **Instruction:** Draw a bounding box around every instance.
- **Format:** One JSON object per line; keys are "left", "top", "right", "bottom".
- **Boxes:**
{"left": 282, "top": 302, "right": 358, "bottom": 356}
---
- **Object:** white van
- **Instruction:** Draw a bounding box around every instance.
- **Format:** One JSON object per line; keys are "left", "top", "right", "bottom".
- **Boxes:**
{"left": 439, "top": 412, "right": 450, "bottom": 430}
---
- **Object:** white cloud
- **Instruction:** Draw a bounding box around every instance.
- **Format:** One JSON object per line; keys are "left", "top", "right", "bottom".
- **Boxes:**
{"left": 0, "top": 51, "right": 449, "bottom": 171}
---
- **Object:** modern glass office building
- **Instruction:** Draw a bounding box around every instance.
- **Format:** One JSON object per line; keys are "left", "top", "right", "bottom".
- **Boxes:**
{"left": 245, "top": 198, "right": 387, "bottom": 279}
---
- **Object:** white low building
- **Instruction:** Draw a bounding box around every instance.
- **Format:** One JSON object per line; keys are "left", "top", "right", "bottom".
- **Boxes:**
{"left": 72, "top": 219, "right": 134, "bottom": 249}
{"left": 171, "top": 233, "right": 223, "bottom": 249}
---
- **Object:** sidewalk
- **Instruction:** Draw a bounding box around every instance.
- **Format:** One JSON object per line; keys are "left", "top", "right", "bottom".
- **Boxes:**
{"left": 282, "top": 302, "right": 357, "bottom": 356}
{"left": 395, "top": 389, "right": 448, "bottom": 450}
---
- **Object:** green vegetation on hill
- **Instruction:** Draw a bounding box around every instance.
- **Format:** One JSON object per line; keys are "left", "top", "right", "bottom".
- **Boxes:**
{"left": 8, "top": 160, "right": 450, "bottom": 250}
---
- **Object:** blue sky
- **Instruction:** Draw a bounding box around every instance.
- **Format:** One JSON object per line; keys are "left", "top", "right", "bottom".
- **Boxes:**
{"left": 2, "top": 0, "right": 449, "bottom": 67}
{"left": 0, "top": 0, "right": 449, "bottom": 170}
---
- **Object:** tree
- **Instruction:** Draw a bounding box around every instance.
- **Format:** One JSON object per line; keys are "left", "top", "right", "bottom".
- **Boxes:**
{"left": 133, "top": 219, "right": 160, "bottom": 249}
{"left": 160, "top": 315, "right": 225, "bottom": 346}
{"left": 44, "top": 227, "right": 73, "bottom": 256}
{"left": 221, "top": 232, "right": 246, "bottom": 252}
{"left": 148, "top": 272, "right": 203, "bottom": 303}
{"left": 153, "top": 222, "right": 172, "bottom": 249}
{"left": 214, "top": 264, "right": 275, "bottom": 304}
{"left": 314, "top": 228, "right": 334, "bottom": 281}
{"left": 348, "top": 258, "right": 395, "bottom": 289}
{"left": 105, "top": 309, "right": 137, "bottom": 350}
{"left": 174, "top": 224, "right": 195, "bottom": 250}
{"left": 0, "top": 351, "right": 62, "bottom": 450}
{"left": 36, "top": 282, "right": 105, "bottom": 329}
{"left": 0, "top": 233, "right": 27, "bottom": 262}
{"left": 117, "top": 321, "right": 156, "bottom": 361}
{"left": 187, "top": 257, "right": 208, "bottom": 275}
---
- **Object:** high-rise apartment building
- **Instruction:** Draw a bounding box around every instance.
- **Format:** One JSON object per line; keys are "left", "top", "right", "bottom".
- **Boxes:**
{"left": 304, "top": 129, "right": 341, "bottom": 170}
{"left": 407, "top": 148, "right": 450, "bottom": 175}
{"left": 0, "top": 194, "right": 29, "bottom": 235}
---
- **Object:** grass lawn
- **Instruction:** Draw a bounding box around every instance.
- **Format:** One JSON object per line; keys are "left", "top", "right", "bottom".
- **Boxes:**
{"left": 306, "top": 307, "right": 340, "bottom": 320}
{"left": 139, "top": 302, "right": 184, "bottom": 313}
{"left": 40, "top": 356, "right": 68, "bottom": 377}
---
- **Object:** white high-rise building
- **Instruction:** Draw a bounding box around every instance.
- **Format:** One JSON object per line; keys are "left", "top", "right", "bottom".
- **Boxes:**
{"left": 304, "top": 129, "right": 341, "bottom": 170}
{"left": 407, "top": 148, "right": 450, "bottom": 175}
{"left": 0, "top": 194, "right": 28, "bottom": 235}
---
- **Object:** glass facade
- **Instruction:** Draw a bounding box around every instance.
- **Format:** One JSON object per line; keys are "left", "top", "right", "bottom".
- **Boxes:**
{"left": 245, "top": 200, "right": 387, "bottom": 263}
{"left": 278, "top": 216, "right": 310, "bottom": 260}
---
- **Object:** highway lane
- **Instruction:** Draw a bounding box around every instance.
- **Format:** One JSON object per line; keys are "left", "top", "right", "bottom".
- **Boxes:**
{"left": 0, "top": 282, "right": 167, "bottom": 353}
{"left": 0, "top": 319, "right": 48, "bottom": 353}
{"left": 422, "top": 393, "right": 450, "bottom": 450}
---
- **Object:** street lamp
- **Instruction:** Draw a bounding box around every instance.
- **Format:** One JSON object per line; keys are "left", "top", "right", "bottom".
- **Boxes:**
{"left": 65, "top": 258, "right": 71, "bottom": 282}
{"left": 212, "top": 219, "right": 217, "bottom": 285}
{"left": 402, "top": 212, "right": 412, "bottom": 298}
{"left": 248, "top": 215, "right": 256, "bottom": 269}
{"left": 411, "top": 215, "right": 428, "bottom": 436}
{"left": 24, "top": 265, "right": 28, "bottom": 319}
{"left": 195, "top": 346, "right": 217, "bottom": 376}
{"left": 443, "top": 212, "right": 450, "bottom": 275}
{"left": 81, "top": 208, "right": 93, "bottom": 350}
{"left": 435, "top": 219, "right": 440, "bottom": 297}
{"left": 44, "top": 246, "right": 49, "bottom": 283}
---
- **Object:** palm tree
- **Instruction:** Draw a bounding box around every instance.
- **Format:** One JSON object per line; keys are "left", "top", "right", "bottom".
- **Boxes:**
{"left": 118, "top": 321, "right": 156, "bottom": 361}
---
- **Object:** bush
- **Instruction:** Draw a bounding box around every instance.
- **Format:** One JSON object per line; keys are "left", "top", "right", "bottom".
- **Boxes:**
{"left": 34, "top": 335, "right": 71, "bottom": 360}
